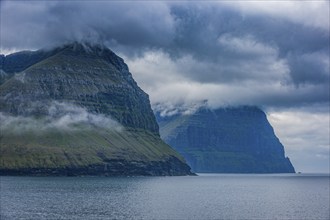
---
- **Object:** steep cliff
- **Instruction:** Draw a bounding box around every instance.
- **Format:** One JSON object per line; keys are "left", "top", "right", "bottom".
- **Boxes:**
{"left": 157, "top": 106, "right": 295, "bottom": 173}
{"left": 0, "top": 42, "right": 192, "bottom": 176}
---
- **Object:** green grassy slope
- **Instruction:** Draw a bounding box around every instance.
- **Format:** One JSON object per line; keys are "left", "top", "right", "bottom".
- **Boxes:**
{"left": 0, "top": 127, "right": 184, "bottom": 170}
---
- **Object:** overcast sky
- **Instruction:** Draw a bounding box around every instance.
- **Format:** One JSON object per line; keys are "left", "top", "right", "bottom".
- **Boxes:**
{"left": 1, "top": 1, "right": 329, "bottom": 173}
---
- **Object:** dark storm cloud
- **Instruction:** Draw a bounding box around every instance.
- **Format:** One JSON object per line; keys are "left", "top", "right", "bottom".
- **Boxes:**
{"left": 286, "top": 50, "right": 329, "bottom": 86}
{"left": 0, "top": 1, "right": 329, "bottom": 109}
{"left": 1, "top": 1, "right": 174, "bottom": 52}
{"left": 166, "top": 3, "right": 329, "bottom": 85}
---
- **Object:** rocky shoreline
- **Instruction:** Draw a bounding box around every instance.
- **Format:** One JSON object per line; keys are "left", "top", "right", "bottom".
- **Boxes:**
{"left": 0, "top": 157, "right": 194, "bottom": 176}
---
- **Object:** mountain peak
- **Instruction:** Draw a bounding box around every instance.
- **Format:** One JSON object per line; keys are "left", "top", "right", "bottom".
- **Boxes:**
{"left": 0, "top": 44, "right": 193, "bottom": 176}
{"left": 60, "top": 41, "right": 108, "bottom": 54}
{"left": 50, "top": 41, "right": 129, "bottom": 73}
{"left": 0, "top": 42, "right": 121, "bottom": 76}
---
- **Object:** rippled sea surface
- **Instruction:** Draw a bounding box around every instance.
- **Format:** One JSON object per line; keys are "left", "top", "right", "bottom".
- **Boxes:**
{"left": 1, "top": 174, "right": 329, "bottom": 219}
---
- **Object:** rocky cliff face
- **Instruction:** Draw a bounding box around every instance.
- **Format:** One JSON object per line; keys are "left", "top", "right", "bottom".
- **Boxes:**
{"left": 0, "top": 42, "right": 192, "bottom": 176}
{"left": 157, "top": 106, "right": 295, "bottom": 173}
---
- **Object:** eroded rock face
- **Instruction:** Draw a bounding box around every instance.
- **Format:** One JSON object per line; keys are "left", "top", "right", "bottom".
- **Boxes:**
{"left": 0, "top": 43, "right": 158, "bottom": 133}
{"left": 157, "top": 106, "right": 295, "bottom": 173}
{"left": 0, "top": 42, "right": 193, "bottom": 176}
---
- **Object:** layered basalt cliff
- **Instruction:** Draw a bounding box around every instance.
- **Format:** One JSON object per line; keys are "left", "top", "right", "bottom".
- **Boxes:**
{"left": 0, "top": 42, "right": 192, "bottom": 176}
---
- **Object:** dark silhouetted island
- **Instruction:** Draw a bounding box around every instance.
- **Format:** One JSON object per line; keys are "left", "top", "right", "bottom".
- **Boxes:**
{"left": 157, "top": 106, "right": 295, "bottom": 173}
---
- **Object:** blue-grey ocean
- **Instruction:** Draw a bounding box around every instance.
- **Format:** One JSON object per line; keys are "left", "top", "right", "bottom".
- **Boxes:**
{"left": 1, "top": 174, "right": 329, "bottom": 219}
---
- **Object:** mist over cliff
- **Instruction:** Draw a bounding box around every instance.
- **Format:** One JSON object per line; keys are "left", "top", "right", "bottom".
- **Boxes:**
{"left": 0, "top": 43, "right": 192, "bottom": 176}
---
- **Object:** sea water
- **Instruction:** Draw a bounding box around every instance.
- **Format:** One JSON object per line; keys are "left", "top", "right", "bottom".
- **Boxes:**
{"left": 1, "top": 174, "right": 329, "bottom": 219}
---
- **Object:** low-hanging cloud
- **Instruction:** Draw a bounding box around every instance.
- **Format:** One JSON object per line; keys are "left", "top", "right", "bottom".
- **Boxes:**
{"left": 0, "top": 1, "right": 174, "bottom": 53}
{"left": 0, "top": 101, "right": 123, "bottom": 134}
{"left": 123, "top": 49, "right": 327, "bottom": 112}
{"left": 1, "top": 2, "right": 328, "bottom": 105}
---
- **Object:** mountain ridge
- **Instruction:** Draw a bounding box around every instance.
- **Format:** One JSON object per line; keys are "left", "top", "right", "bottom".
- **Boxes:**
{"left": 157, "top": 105, "right": 295, "bottom": 173}
{"left": 0, "top": 42, "right": 193, "bottom": 176}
